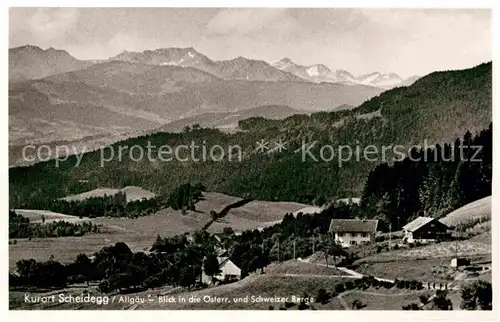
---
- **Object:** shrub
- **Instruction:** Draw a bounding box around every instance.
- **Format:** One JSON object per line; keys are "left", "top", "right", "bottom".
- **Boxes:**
{"left": 335, "top": 283, "right": 345, "bottom": 294}
{"left": 67, "top": 274, "right": 86, "bottom": 284}
{"left": 355, "top": 276, "right": 372, "bottom": 289}
{"left": 381, "top": 280, "right": 394, "bottom": 289}
{"left": 298, "top": 300, "right": 309, "bottom": 310}
{"left": 316, "top": 288, "right": 330, "bottom": 304}
{"left": 98, "top": 280, "right": 112, "bottom": 293}
{"left": 9, "top": 274, "right": 21, "bottom": 287}
{"left": 351, "top": 299, "right": 365, "bottom": 309}
{"left": 395, "top": 279, "right": 405, "bottom": 289}
{"left": 431, "top": 290, "right": 453, "bottom": 310}
{"left": 143, "top": 275, "right": 163, "bottom": 289}
{"left": 419, "top": 294, "right": 430, "bottom": 305}
{"left": 344, "top": 280, "right": 355, "bottom": 290}
{"left": 402, "top": 302, "right": 422, "bottom": 310}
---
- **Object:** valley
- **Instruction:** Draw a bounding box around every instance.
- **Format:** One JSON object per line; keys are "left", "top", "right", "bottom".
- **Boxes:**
{"left": 9, "top": 46, "right": 386, "bottom": 163}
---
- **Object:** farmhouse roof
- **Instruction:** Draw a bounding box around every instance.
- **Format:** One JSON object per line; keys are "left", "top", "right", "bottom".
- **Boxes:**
{"left": 402, "top": 216, "right": 438, "bottom": 232}
{"left": 329, "top": 219, "right": 378, "bottom": 233}
{"left": 217, "top": 257, "right": 241, "bottom": 273}
{"left": 217, "top": 256, "right": 229, "bottom": 264}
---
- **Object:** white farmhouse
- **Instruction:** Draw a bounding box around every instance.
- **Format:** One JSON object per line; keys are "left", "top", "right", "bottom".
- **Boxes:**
{"left": 202, "top": 257, "right": 241, "bottom": 284}
{"left": 329, "top": 219, "right": 378, "bottom": 247}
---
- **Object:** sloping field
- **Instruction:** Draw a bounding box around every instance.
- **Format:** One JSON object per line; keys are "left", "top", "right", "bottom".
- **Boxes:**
{"left": 61, "top": 186, "right": 156, "bottom": 202}
{"left": 292, "top": 206, "right": 323, "bottom": 215}
{"left": 9, "top": 192, "right": 309, "bottom": 270}
{"left": 265, "top": 259, "right": 347, "bottom": 276}
{"left": 356, "top": 239, "right": 491, "bottom": 264}
{"left": 396, "top": 241, "right": 491, "bottom": 259}
{"left": 197, "top": 192, "right": 309, "bottom": 231}
{"left": 439, "top": 196, "right": 491, "bottom": 227}
{"left": 340, "top": 288, "right": 434, "bottom": 310}
{"left": 120, "top": 186, "right": 157, "bottom": 202}
{"left": 468, "top": 231, "right": 491, "bottom": 245}
{"left": 354, "top": 257, "right": 458, "bottom": 283}
{"left": 13, "top": 209, "right": 86, "bottom": 223}
{"left": 61, "top": 188, "right": 120, "bottom": 201}
{"left": 307, "top": 252, "right": 341, "bottom": 267}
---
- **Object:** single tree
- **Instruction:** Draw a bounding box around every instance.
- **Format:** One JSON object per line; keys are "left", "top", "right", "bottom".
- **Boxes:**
{"left": 210, "top": 210, "right": 218, "bottom": 222}
{"left": 203, "top": 254, "right": 221, "bottom": 281}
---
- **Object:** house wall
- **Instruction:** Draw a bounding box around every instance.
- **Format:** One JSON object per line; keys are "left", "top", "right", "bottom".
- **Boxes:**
{"left": 215, "top": 260, "right": 241, "bottom": 280}
{"left": 405, "top": 231, "right": 435, "bottom": 244}
{"left": 404, "top": 221, "right": 449, "bottom": 243}
{"left": 202, "top": 260, "right": 242, "bottom": 284}
{"left": 334, "top": 232, "right": 373, "bottom": 247}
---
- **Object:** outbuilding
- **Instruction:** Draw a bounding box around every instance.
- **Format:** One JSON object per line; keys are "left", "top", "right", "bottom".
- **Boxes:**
{"left": 402, "top": 216, "right": 449, "bottom": 244}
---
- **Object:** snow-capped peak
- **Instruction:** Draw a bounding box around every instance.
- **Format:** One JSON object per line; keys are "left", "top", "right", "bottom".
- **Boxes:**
{"left": 306, "top": 64, "right": 331, "bottom": 77}
{"left": 160, "top": 57, "right": 186, "bottom": 66}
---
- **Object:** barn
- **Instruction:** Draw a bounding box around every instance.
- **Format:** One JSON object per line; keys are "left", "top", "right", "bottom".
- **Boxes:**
{"left": 402, "top": 216, "right": 450, "bottom": 244}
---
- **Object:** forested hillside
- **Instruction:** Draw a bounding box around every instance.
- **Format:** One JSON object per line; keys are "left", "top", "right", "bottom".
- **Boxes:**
{"left": 361, "top": 125, "right": 492, "bottom": 230}
{"left": 9, "top": 63, "right": 492, "bottom": 214}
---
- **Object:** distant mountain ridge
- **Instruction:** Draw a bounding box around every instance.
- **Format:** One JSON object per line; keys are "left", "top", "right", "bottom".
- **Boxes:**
{"left": 272, "top": 57, "right": 419, "bottom": 88}
{"left": 9, "top": 58, "right": 384, "bottom": 161}
{"left": 9, "top": 45, "right": 93, "bottom": 82}
{"left": 109, "top": 47, "right": 303, "bottom": 82}
{"left": 10, "top": 44, "right": 418, "bottom": 88}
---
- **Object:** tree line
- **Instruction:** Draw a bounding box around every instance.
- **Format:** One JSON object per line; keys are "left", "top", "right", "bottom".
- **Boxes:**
{"left": 360, "top": 124, "right": 491, "bottom": 231}
{"left": 11, "top": 183, "right": 205, "bottom": 219}
{"left": 9, "top": 211, "right": 100, "bottom": 239}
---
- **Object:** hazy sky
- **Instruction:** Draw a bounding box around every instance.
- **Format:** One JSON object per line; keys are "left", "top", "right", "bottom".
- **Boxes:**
{"left": 9, "top": 8, "right": 491, "bottom": 78}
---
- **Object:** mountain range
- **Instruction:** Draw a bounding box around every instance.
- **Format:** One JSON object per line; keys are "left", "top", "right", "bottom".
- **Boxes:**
{"left": 9, "top": 45, "right": 387, "bottom": 161}
{"left": 9, "top": 45, "right": 93, "bottom": 82}
{"left": 271, "top": 58, "right": 418, "bottom": 88}
{"left": 110, "top": 48, "right": 303, "bottom": 82}
{"left": 10, "top": 45, "right": 419, "bottom": 88}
